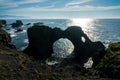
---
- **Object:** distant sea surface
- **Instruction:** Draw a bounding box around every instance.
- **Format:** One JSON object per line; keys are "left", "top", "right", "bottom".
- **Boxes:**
{"left": 3, "top": 19, "right": 120, "bottom": 50}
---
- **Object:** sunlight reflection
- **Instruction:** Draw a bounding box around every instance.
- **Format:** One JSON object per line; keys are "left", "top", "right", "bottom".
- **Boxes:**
{"left": 68, "top": 18, "right": 99, "bottom": 41}
{"left": 69, "top": 18, "right": 94, "bottom": 31}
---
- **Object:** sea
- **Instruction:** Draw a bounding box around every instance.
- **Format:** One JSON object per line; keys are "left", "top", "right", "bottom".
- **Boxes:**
{"left": 2, "top": 19, "right": 120, "bottom": 51}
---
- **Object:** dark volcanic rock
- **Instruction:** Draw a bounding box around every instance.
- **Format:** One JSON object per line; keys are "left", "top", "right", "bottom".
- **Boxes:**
{"left": 24, "top": 25, "right": 105, "bottom": 66}
{"left": 11, "top": 20, "right": 23, "bottom": 28}
{"left": 64, "top": 26, "right": 92, "bottom": 57}
{"left": 64, "top": 26, "right": 105, "bottom": 66}
{"left": 24, "top": 25, "right": 63, "bottom": 59}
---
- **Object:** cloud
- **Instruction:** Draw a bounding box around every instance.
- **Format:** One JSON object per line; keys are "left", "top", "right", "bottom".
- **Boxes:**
{"left": 65, "top": 0, "right": 92, "bottom": 7}
{"left": 0, "top": 0, "right": 18, "bottom": 8}
{"left": 0, "top": 0, "right": 47, "bottom": 9}
{"left": 6, "top": 5, "right": 120, "bottom": 12}
{"left": 16, "top": 0, "right": 47, "bottom": 5}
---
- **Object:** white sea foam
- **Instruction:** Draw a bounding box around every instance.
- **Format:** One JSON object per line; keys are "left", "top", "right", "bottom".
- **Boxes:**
{"left": 46, "top": 38, "right": 74, "bottom": 66}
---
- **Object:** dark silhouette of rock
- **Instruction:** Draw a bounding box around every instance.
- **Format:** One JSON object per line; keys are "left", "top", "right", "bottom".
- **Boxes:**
{"left": 0, "top": 29, "right": 16, "bottom": 49}
{"left": 11, "top": 20, "right": 23, "bottom": 28}
{"left": 91, "top": 41, "right": 106, "bottom": 67}
{"left": 24, "top": 25, "right": 105, "bottom": 67}
{"left": 33, "top": 22, "right": 44, "bottom": 26}
{"left": 0, "top": 20, "right": 6, "bottom": 25}
{"left": 0, "top": 23, "right": 2, "bottom": 28}
{"left": 24, "top": 25, "right": 63, "bottom": 60}
{"left": 64, "top": 26, "right": 105, "bottom": 66}
{"left": 26, "top": 23, "right": 31, "bottom": 25}
{"left": 15, "top": 28, "right": 23, "bottom": 33}
{"left": 0, "top": 20, "right": 6, "bottom": 28}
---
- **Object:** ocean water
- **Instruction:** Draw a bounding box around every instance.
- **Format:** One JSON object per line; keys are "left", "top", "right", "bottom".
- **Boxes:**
{"left": 2, "top": 19, "right": 120, "bottom": 50}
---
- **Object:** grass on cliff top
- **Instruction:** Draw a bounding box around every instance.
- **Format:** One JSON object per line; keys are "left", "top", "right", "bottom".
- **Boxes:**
{"left": 107, "top": 43, "right": 120, "bottom": 54}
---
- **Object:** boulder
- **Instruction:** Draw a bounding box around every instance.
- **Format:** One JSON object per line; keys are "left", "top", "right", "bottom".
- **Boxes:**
{"left": 11, "top": 20, "right": 23, "bottom": 28}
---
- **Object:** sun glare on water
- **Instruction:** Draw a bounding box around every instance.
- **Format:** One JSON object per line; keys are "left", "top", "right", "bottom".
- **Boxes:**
{"left": 69, "top": 18, "right": 95, "bottom": 31}
{"left": 68, "top": 18, "right": 99, "bottom": 41}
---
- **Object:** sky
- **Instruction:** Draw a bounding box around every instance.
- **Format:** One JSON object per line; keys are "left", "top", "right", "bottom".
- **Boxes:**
{"left": 0, "top": 0, "right": 120, "bottom": 19}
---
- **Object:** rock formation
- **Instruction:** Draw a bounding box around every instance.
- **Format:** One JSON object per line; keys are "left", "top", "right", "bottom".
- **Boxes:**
{"left": 24, "top": 25, "right": 63, "bottom": 60}
{"left": 11, "top": 20, "right": 23, "bottom": 28}
{"left": 64, "top": 26, "right": 105, "bottom": 67}
{"left": 0, "top": 28, "right": 15, "bottom": 49}
{"left": 24, "top": 25, "right": 105, "bottom": 67}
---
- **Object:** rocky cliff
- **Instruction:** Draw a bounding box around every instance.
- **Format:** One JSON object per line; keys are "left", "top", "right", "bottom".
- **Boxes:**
{"left": 0, "top": 29, "right": 15, "bottom": 48}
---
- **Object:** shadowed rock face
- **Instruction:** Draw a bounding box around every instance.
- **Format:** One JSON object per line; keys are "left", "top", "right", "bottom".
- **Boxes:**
{"left": 0, "top": 29, "right": 15, "bottom": 49}
{"left": 24, "top": 25, "right": 63, "bottom": 59}
{"left": 24, "top": 25, "right": 105, "bottom": 67}
{"left": 64, "top": 26, "right": 105, "bottom": 66}
{"left": 64, "top": 26, "right": 92, "bottom": 57}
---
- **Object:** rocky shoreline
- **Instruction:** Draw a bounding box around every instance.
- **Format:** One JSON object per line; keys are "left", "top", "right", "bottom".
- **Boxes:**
{"left": 0, "top": 20, "right": 120, "bottom": 80}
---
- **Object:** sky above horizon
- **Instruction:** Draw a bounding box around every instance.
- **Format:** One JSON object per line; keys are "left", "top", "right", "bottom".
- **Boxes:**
{"left": 0, "top": 0, "right": 120, "bottom": 19}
